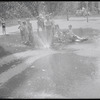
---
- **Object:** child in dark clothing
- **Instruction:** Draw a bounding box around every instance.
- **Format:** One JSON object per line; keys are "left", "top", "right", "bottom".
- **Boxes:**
{"left": 2, "top": 20, "right": 6, "bottom": 35}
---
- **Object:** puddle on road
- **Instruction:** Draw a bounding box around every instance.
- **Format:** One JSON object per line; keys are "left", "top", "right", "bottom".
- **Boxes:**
{"left": 4, "top": 51, "right": 98, "bottom": 98}
{"left": 67, "top": 39, "right": 100, "bottom": 58}
{"left": 33, "top": 53, "right": 98, "bottom": 98}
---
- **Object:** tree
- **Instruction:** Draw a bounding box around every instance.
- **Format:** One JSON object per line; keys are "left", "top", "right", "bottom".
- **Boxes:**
{"left": 45, "top": 1, "right": 58, "bottom": 14}
{"left": 86, "top": 2, "right": 89, "bottom": 22}
{"left": 62, "top": 2, "right": 74, "bottom": 21}
{"left": 0, "top": 2, "right": 33, "bottom": 20}
{"left": 23, "top": 1, "right": 39, "bottom": 16}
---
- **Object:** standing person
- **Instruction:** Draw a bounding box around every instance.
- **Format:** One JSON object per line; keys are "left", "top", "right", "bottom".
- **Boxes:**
{"left": 22, "top": 21, "right": 29, "bottom": 45}
{"left": 37, "top": 14, "right": 45, "bottom": 33}
{"left": 54, "top": 25, "right": 62, "bottom": 37}
{"left": 53, "top": 24, "right": 64, "bottom": 42}
{"left": 44, "top": 15, "right": 54, "bottom": 47}
{"left": 18, "top": 20, "right": 25, "bottom": 44}
{"left": 26, "top": 18, "right": 34, "bottom": 45}
{"left": 1, "top": 19, "right": 6, "bottom": 35}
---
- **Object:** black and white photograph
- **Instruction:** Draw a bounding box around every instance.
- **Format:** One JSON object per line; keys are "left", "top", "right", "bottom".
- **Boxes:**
{"left": 0, "top": 1, "right": 100, "bottom": 98}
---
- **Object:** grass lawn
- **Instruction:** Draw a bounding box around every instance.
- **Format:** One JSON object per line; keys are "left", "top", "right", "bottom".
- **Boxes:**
{"left": 0, "top": 32, "right": 34, "bottom": 58}
{"left": 0, "top": 28, "right": 100, "bottom": 58}
{"left": 0, "top": 17, "right": 100, "bottom": 59}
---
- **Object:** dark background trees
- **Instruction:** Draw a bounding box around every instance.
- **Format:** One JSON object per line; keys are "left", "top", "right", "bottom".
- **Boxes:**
{"left": 0, "top": 1, "right": 100, "bottom": 20}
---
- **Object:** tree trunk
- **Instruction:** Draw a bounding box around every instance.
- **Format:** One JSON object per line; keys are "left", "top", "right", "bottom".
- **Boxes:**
{"left": 86, "top": 2, "right": 89, "bottom": 22}
{"left": 86, "top": 13, "right": 88, "bottom": 22}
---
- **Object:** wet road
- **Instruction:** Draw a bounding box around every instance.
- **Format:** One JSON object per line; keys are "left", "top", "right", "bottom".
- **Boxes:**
{"left": 0, "top": 38, "right": 100, "bottom": 98}
{"left": 0, "top": 23, "right": 100, "bottom": 98}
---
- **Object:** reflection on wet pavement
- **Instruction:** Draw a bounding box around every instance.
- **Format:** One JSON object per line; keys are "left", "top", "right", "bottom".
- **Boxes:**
{"left": 1, "top": 48, "right": 99, "bottom": 98}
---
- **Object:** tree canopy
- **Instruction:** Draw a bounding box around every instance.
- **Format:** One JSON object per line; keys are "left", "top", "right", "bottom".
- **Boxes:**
{"left": 0, "top": 1, "right": 99, "bottom": 20}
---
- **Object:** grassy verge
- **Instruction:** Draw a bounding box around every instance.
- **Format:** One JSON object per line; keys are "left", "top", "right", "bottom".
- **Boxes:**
{"left": 0, "top": 17, "right": 35, "bottom": 27}
{"left": 0, "top": 27, "right": 100, "bottom": 58}
{"left": 0, "top": 32, "right": 34, "bottom": 58}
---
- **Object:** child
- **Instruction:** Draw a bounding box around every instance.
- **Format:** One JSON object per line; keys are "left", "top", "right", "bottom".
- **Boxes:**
{"left": 54, "top": 25, "right": 61, "bottom": 37}
{"left": 45, "top": 15, "right": 54, "bottom": 46}
{"left": 54, "top": 25, "right": 64, "bottom": 42}
{"left": 18, "top": 20, "right": 25, "bottom": 43}
{"left": 1, "top": 19, "right": 6, "bottom": 35}
{"left": 22, "top": 21, "right": 29, "bottom": 44}
{"left": 67, "top": 25, "right": 87, "bottom": 42}
{"left": 26, "top": 18, "right": 34, "bottom": 45}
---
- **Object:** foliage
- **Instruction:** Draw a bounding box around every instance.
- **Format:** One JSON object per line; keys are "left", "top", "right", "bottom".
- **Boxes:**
{"left": 0, "top": 1, "right": 99, "bottom": 20}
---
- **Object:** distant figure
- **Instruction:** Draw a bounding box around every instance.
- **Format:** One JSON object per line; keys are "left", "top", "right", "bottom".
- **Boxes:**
{"left": 67, "top": 25, "right": 88, "bottom": 42}
{"left": 82, "top": 7, "right": 85, "bottom": 11}
{"left": 26, "top": 18, "right": 34, "bottom": 45}
{"left": 1, "top": 19, "right": 6, "bottom": 35}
